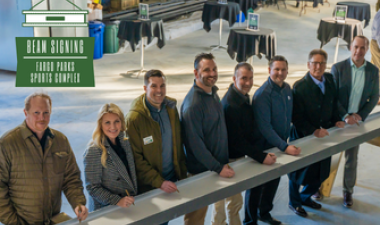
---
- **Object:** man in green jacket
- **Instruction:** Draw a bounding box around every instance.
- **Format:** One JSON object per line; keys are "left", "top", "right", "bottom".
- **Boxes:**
{"left": 125, "top": 70, "right": 187, "bottom": 223}
{"left": 0, "top": 92, "right": 88, "bottom": 225}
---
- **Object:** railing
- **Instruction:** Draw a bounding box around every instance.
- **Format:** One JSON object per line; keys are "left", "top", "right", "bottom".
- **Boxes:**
{"left": 59, "top": 110, "right": 380, "bottom": 225}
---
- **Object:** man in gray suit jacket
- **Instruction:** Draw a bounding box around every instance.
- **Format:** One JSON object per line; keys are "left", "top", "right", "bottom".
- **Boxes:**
{"left": 330, "top": 35, "right": 379, "bottom": 207}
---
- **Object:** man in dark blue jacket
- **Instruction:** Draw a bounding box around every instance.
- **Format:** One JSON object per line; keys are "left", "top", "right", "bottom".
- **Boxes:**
{"left": 252, "top": 55, "right": 301, "bottom": 225}
{"left": 181, "top": 53, "right": 235, "bottom": 225}
{"left": 222, "top": 62, "right": 278, "bottom": 225}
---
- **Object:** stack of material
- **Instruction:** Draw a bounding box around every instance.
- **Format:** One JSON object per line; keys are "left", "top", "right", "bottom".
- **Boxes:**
{"left": 88, "top": 0, "right": 103, "bottom": 20}
{"left": 110, "top": 0, "right": 139, "bottom": 12}
{"left": 107, "top": 0, "right": 207, "bottom": 22}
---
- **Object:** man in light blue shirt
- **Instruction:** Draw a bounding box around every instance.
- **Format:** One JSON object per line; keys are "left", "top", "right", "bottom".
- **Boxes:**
{"left": 330, "top": 36, "right": 379, "bottom": 208}
{"left": 346, "top": 59, "right": 366, "bottom": 115}
{"left": 289, "top": 49, "right": 344, "bottom": 217}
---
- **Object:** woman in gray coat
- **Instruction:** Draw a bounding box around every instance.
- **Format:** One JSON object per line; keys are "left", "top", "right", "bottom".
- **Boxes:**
{"left": 84, "top": 103, "right": 138, "bottom": 212}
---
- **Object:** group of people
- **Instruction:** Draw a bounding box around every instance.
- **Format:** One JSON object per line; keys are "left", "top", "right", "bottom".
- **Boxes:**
{"left": 0, "top": 35, "right": 379, "bottom": 225}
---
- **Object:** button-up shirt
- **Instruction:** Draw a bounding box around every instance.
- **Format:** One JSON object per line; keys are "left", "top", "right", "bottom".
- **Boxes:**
{"left": 309, "top": 73, "right": 326, "bottom": 94}
{"left": 348, "top": 58, "right": 366, "bottom": 114}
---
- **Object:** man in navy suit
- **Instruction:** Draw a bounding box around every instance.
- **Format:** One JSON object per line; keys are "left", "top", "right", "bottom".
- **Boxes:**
{"left": 330, "top": 35, "right": 379, "bottom": 207}
{"left": 288, "top": 49, "right": 345, "bottom": 217}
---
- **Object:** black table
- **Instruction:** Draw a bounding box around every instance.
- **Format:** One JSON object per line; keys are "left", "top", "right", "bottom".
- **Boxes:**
{"left": 317, "top": 17, "right": 363, "bottom": 63}
{"left": 202, "top": 1, "right": 240, "bottom": 50}
{"left": 228, "top": 0, "right": 259, "bottom": 17}
{"left": 335, "top": 1, "right": 371, "bottom": 28}
{"left": 118, "top": 15, "right": 165, "bottom": 77}
{"left": 227, "top": 27, "right": 276, "bottom": 63}
{"left": 202, "top": 1, "right": 240, "bottom": 32}
{"left": 118, "top": 15, "right": 165, "bottom": 52}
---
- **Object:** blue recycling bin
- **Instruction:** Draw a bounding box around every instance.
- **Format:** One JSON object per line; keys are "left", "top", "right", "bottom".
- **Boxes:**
{"left": 236, "top": 11, "right": 246, "bottom": 22}
{"left": 89, "top": 21, "right": 105, "bottom": 59}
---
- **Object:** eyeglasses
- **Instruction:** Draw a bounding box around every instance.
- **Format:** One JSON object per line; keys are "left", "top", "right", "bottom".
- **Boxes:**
{"left": 309, "top": 61, "right": 327, "bottom": 66}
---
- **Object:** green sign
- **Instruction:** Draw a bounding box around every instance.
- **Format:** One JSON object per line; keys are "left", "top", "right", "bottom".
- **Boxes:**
{"left": 247, "top": 13, "right": 259, "bottom": 31}
{"left": 139, "top": 4, "right": 149, "bottom": 20}
{"left": 16, "top": 37, "right": 95, "bottom": 87}
{"left": 336, "top": 10, "right": 346, "bottom": 18}
{"left": 249, "top": 18, "right": 257, "bottom": 27}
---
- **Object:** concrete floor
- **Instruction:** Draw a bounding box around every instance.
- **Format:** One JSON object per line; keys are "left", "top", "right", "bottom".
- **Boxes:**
{"left": 1, "top": 0, "right": 380, "bottom": 224}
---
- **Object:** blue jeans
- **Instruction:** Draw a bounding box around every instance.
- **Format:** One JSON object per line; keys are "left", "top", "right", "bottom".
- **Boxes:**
{"left": 288, "top": 180, "right": 321, "bottom": 208}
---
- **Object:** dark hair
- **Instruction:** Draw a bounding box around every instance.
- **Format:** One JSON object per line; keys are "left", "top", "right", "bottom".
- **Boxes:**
{"left": 194, "top": 53, "right": 215, "bottom": 70}
{"left": 234, "top": 62, "right": 253, "bottom": 77}
{"left": 308, "top": 49, "right": 328, "bottom": 61}
{"left": 352, "top": 35, "right": 369, "bottom": 47}
{"left": 144, "top": 69, "right": 166, "bottom": 86}
{"left": 269, "top": 55, "right": 288, "bottom": 68}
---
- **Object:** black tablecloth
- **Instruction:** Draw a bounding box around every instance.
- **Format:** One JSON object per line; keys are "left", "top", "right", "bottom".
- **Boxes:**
{"left": 336, "top": 1, "right": 371, "bottom": 28}
{"left": 227, "top": 27, "right": 276, "bottom": 62}
{"left": 202, "top": 1, "right": 240, "bottom": 32}
{"left": 317, "top": 17, "right": 363, "bottom": 50}
{"left": 117, "top": 15, "right": 165, "bottom": 52}
{"left": 228, "top": 0, "right": 259, "bottom": 17}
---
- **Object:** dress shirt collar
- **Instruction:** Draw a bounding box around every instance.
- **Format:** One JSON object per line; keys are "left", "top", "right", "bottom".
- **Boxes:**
{"left": 309, "top": 73, "right": 325, "bottom": 86}
{"left": 350, "top": 57, "right": 367, "bottom": 70}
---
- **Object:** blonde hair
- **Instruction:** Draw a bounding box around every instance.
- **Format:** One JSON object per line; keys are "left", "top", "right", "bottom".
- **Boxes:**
{"left": 24, "top": 92, "right": 52, "bottom": 111}
{"left": 89, "top": 103, "right": 126, "bottom": 167}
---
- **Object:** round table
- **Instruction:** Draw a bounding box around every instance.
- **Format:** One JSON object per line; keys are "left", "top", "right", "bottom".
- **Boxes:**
{"left": 336, "top": 1, "right": 371, "bottom": 28}
{"left": 117, "top": 15, "right": 166, "bottom": 77}
{"left": 202, "top": 1, "right": 240, "bottom": 32}
{"left": 227, "top": 27, "right": 277, "bottom": 63}
{"left": 202, "top": 1, "right": 240, "bottom": 50}
{"left": 118, "top": 15, "right": 165, "bottom": 52}
{"left": 317, "top": 17, "right": 363, "bottom": 63}
{"left": 228, "top": 0, "right": 259, "bottom": 17}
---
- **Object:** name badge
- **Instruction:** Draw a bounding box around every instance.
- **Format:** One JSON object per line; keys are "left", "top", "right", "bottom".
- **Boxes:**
{"left": 143, "top": 136, "right": 153, "bottom": 145}
{"left": 288, "top": 96, "right": 291, "bottom": 101}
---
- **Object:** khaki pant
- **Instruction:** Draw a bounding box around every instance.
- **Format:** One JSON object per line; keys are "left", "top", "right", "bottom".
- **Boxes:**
{"left": 211, "top": 157, "right": 244, "bottom": 225}
{"left": 370, "top": 39, "right": 380, "bottom": 102}
{"left": 184, "top": 205, "right": 209, "bottom": 225}
{"left": 184, "top": 173, "right": 209, "bottom": 225}
{"left": 211, "top": 193, "right": 243, "bottom": 225}
{"left": 371, "top": 39, "right": 380, "bottom": 70}
{"left": 185, "top": 158, "right": 244, "bottom": 225}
